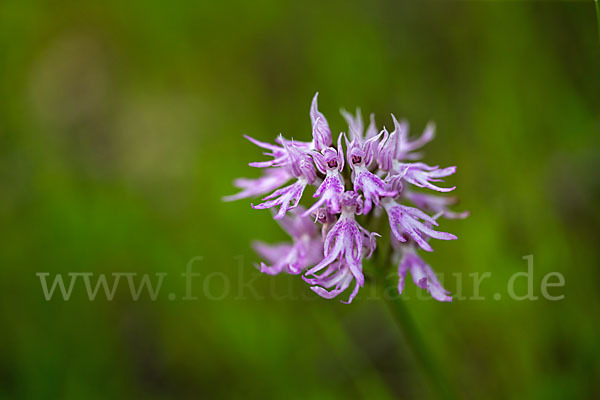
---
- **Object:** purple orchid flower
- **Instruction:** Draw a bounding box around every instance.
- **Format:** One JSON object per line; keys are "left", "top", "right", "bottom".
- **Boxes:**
{"left": 397, "top": 247, "right": 452, "bottom": 302}
{"left": 382, "top": 198, "right": 457, "bottom": 252}
{"left": 341, "top": 108, "right": 364, "bottom": 141}
{"left": 244, "top": 135, "right": 289, "bottom": 169}
{"left": 225, "top": 93, "right": 466, "bottom": 303}
{"left": 377, "top": 115, "right": 435, "bottom": 171}
{"left": 377, "top": 116, "right": 406, "bottom": 171}
{"left": 392, "top": 162, "right": 456, "bottom": 193}
{"left": 302, "top": 136, "right": 346, "bottom": 216}
{"left": 304, "top": 192, "right": 377, "bottom": 303}
{"left": 404, "top": 191, "right": 469, "bottom": 220}
{"left": 252, "top": 139, "right": 317, "bottom": 219}
{"left": 341, "top": 108, "right": 379, "bottom": 142}
{"left": 303, "top": 260, "right": 358, "bottom": 303}
{"left": 253, "top": 208, "right": 323, "bottom": 275}
{"left": 310, "top": 93, "right": 333, "bottom": 151}
{"left": 401, "top": 121, "right": 436, "bottom": 157}
{"left": 251, "top": 177, "right": 309, "bottom": 219}
{"left": 222, "top": 167, "right": 292, "bottom": 202}
{"left": 346, "top": 134, "right": 397, "bottom": 214}
{"left": 313, "top": 207, "right": 338, "bottom": 238}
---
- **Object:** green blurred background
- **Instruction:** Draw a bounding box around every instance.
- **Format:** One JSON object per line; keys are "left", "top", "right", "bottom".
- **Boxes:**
{"left": 1, "top": 0, "right": 599, "bottom": 399}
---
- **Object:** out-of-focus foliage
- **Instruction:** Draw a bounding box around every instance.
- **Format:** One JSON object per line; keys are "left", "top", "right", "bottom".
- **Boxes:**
{"left": 1, "top": 1, "right": 599, "bottom": 399}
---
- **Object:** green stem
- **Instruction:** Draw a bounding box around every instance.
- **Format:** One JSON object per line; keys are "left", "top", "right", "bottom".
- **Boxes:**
{"left": 595, "top": 0, "right": 600, "bottom": 44}
{"left": 377, "top": 270, "right": 457, "bottom": 400}
{"left": 370, "top": 219, "right": 456, "bottom": 399}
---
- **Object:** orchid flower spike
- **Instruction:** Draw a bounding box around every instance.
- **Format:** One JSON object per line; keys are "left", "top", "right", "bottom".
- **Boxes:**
{"left": 225, "top": 94, "right": 467, "bottom": 303}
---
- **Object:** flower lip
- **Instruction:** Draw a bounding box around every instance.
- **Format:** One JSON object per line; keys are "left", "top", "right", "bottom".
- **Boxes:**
{"left": 339, "top": 191, "right": 363, "bottom": 214}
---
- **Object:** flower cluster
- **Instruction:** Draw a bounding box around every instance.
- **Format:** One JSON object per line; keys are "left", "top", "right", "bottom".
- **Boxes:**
{"left": 224, "top": 94, "right": 467, "bottom": 303}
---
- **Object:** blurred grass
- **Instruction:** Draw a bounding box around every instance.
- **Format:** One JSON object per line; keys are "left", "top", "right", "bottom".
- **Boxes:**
{"left": 1, "top": 0, "right": 600, "bottom": 399}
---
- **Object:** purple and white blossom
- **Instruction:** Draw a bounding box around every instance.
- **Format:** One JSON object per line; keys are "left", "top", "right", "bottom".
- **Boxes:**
{"left": 397, "top": 246, "right": 452, "bottom": 302}
{"left": 251, "top": 138, "right": 317, "bottom": 219}
{"left": 346, "top": 134, "right": 397, "bottom": 214}
{"left": 303, "top": 136, "right": 345, "bottom": 216}
{"left": 224, "top": 94, "right": 467, "bottom": 303}
{"left": 392, "top": 162, "right": 456, "bottom": 193}
{"left": 304, "top": 193, "right": 377, "bottom": 303}
{"left": 382, "top": 198, "right": 457, "bottom": 252}
{"left": 222, "top": 167, "right": 291, "bottom": 202}
{"left": 404, "top": 191, "right": 469, "bottom": 220}
{"left": 377, "top": 115, "right": 435, "bottom": 168}
{"left": 253, "top": 208, "right": 323, "bottom": 275}
{"left": 341, "top": 108, "right": 379, "bottom": 142}
{"left": 310, "top": 93, "right": 332, "bottom": 151}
